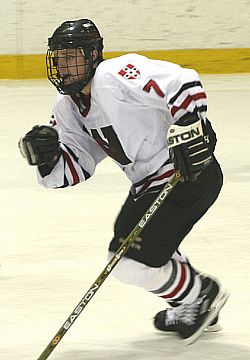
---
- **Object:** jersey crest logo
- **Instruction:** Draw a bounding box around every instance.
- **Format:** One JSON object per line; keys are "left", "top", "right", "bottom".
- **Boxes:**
{"left": 118, "top": 64, "right": 141, "bottom": 80}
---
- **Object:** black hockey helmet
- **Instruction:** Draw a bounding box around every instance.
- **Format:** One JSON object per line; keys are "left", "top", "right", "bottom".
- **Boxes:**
{"left": 46, "top": 19, "right": 103, "bottom": 95}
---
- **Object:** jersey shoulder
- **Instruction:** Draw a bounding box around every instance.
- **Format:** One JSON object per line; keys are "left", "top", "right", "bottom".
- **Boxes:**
{"left": 93, "top": 53, "right": 198, "bottom": 91}
{"left": 93, "top": 53, "right": 148, "bottom": 86}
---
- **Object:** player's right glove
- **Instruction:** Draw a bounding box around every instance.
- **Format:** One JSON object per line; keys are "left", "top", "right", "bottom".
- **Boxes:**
{"left": 167, "top": 116, "right": 215, "bottom": 182}
{"left": 18, "top": 125, "right": 61, "bottom": 167}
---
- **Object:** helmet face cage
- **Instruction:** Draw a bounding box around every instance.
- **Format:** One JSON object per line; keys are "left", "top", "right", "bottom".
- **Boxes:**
{"left": 46, "top": 48, "right": 95, "bottom": 95}
{"left": 46, "top": 19, "right": 103, "bottom": 95}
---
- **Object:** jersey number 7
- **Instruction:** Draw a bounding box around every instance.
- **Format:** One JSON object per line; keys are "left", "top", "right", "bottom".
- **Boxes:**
{"left": 143, "top": 79, "right": 165, "bottom": 98}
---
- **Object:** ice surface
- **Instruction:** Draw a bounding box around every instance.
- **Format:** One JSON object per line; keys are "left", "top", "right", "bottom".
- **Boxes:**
{"left": 1, "top": 75, "right": 250, "bottom": 359}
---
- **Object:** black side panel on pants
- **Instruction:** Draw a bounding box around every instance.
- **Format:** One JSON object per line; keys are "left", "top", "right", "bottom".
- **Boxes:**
{"left": 108, "top": 158, "right": 223, "bottom": 268}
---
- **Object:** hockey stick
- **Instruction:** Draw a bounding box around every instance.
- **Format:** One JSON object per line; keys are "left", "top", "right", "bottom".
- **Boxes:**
{"left": 37, "top": 171, "right": 182, "bottom": 360}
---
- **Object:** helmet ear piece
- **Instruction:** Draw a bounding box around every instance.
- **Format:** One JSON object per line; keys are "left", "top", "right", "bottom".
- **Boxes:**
{"left": 80, "top": 47, "right": 91, "bottom": 60}
{"left": 80, "top": 48, "right": 99, "bottom": 64}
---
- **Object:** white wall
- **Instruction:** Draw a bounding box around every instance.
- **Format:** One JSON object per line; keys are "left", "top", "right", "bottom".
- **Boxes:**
{"left": 2, "top": 0, "right": 250, "bottom": 54}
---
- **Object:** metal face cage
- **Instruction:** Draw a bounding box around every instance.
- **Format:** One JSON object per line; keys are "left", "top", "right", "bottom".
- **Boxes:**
{"left": 46, "top": 48, "right": 95, "bottom": 95}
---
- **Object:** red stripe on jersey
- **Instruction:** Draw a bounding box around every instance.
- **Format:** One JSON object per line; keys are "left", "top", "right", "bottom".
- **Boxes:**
{"left": 138, "top": 169, "right": 175, "bottom": 195}
{"left": 63, "top": 151, "right": 80, "bottom": 185}
{"left": 171, "top": 92, "right": 207, "bottom": 117}
{"left": 160, "top": 262, "right": 187, "bottom": 299}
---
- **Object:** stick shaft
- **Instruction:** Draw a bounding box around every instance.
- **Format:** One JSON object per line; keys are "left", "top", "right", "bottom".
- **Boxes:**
{"left": 37, "top": 172, "right": 181, "bottom": 360}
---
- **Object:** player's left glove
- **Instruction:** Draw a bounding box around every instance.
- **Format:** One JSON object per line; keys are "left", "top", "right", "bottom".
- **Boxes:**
{"left": 18, "top": 125, "right": 60, "bottom": 167}
{"left": 167, "top": 116, "right": 215, "bottom": 182}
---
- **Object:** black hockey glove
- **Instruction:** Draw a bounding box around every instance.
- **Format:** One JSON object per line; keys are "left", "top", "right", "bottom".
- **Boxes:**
{"left": 167, "top": 116, "right": 215, "bottom": 182}
{"left": 19, "top": 125, "right": 60, "bottom": 167}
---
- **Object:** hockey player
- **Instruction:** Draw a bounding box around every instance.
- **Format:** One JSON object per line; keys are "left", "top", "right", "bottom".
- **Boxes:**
{"left": 19, "top": 19, "right": 229, "bottom": 345}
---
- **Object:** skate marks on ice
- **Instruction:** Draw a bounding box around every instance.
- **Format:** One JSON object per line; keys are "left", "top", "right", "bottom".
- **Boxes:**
{"left": 51, "top": 335, "right": 250, "bottom": 360}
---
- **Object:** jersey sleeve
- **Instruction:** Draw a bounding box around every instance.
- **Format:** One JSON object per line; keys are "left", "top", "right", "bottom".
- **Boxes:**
{"left": 37, "top": 95, "right": 107, "bottom": 189}
{"left": 165, "top": 67, "right": 208, "bottom": 122}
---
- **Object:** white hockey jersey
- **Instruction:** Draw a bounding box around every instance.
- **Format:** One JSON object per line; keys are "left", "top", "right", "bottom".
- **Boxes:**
{"left": 37, "top": 53, "right": 208, "bottom": 197}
